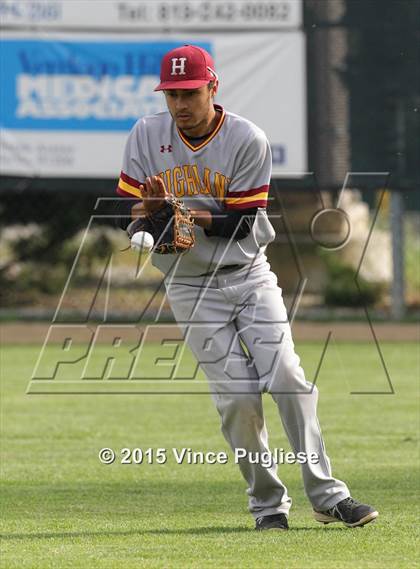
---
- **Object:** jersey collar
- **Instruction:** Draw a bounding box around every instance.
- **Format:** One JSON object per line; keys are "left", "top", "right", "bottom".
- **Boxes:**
{"left": 177, "top": 104, "right": 226, "bottom": 152}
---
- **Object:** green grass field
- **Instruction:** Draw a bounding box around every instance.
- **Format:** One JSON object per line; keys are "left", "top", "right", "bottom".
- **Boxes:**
{"left": 1, "top": 341, "right": 419, "bottom": 568}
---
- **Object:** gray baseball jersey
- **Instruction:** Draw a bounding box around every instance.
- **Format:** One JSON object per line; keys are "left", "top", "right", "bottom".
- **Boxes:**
{"left": 117, "top": 104, "right": 275, "bottom": 277}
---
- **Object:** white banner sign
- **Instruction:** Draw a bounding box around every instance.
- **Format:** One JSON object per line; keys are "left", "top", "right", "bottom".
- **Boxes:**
{"left": 0, "top": 0, "right": 302, "bottom": 30}
{"left": 0, "top": 32, "right": 307, "bottom": 178}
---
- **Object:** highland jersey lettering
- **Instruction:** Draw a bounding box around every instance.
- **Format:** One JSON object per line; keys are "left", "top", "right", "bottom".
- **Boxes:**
{"left": 159, "top": 166, "right": 230, "bottom": 200}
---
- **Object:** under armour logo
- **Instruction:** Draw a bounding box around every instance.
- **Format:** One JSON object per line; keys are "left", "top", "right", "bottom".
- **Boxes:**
{"left": 171, "top": 57, "right": 187, "bottom": 76}
{"left": 160, "top": 145, "right": 172, "bottom": 153}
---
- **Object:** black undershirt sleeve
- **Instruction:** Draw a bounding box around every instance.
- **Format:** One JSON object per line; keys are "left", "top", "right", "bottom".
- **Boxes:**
{"left": 205, "top": 208, "right": 258, "bottom": 240}
{"left": 114, "top": 198, "right": 258, "bottom": 240}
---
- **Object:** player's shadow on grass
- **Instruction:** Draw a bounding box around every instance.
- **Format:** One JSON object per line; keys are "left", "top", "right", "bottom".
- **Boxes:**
{"left": 0, "top": 526, "right": 348, "bottom": 540}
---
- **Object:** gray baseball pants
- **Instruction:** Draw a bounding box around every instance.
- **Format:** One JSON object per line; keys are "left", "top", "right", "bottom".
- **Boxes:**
{"left": 164, "top": 259, "right": 349, "bottom": 519}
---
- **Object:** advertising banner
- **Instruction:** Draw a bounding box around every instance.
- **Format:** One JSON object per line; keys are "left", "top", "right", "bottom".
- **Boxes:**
{"left": 0, "top": 32, "right": 306, "bottom": 178}
{"left": 0, "top": 0, "right": 302, "bottom": 30}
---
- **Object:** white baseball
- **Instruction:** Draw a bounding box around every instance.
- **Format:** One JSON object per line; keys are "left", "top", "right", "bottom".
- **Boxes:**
{"left": 130, "top": 231, "right": 154, "bottom": 251}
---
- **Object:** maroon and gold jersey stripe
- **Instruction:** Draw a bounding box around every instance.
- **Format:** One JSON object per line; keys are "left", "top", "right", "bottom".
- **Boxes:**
{"left": 116, "top": 171, "right": 143, "bottom": 198}
{"left": 225, "top": 185, "right": 269, "bottom": 210}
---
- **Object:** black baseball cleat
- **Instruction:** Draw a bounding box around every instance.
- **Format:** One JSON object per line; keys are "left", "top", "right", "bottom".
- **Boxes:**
{"left": 255, "top": 513, "right": 289, "bottom": 531}
{"left": 313, "top": 497, "right": 379, "bottom": 528}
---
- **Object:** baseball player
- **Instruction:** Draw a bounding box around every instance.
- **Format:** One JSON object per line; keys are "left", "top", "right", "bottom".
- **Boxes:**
{"left": 115, "top": 45, "right": 378, "bottom": 530}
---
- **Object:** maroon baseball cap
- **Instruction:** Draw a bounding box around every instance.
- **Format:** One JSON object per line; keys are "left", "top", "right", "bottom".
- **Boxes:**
{"left": 154, "top": 45, "right": 217, "bottom": 91}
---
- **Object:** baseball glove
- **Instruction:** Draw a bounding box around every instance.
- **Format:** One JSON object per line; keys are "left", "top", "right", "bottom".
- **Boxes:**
{"left": 127, "top": 195, "right": 195, "bottom": 254}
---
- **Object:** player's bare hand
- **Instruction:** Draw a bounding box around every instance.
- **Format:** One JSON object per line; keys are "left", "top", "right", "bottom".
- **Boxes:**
{"left": 140, "top": 176, "right": 168, "bottom": 215}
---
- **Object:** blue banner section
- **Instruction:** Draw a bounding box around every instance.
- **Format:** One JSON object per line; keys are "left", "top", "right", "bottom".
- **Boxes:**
{"left": 0, "top": 39, "right": 213, "bottom": 131}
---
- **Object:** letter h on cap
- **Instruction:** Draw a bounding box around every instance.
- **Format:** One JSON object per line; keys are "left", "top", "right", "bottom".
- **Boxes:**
{"left": 171, "top": 58, "right": 187, "bottom": 76}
